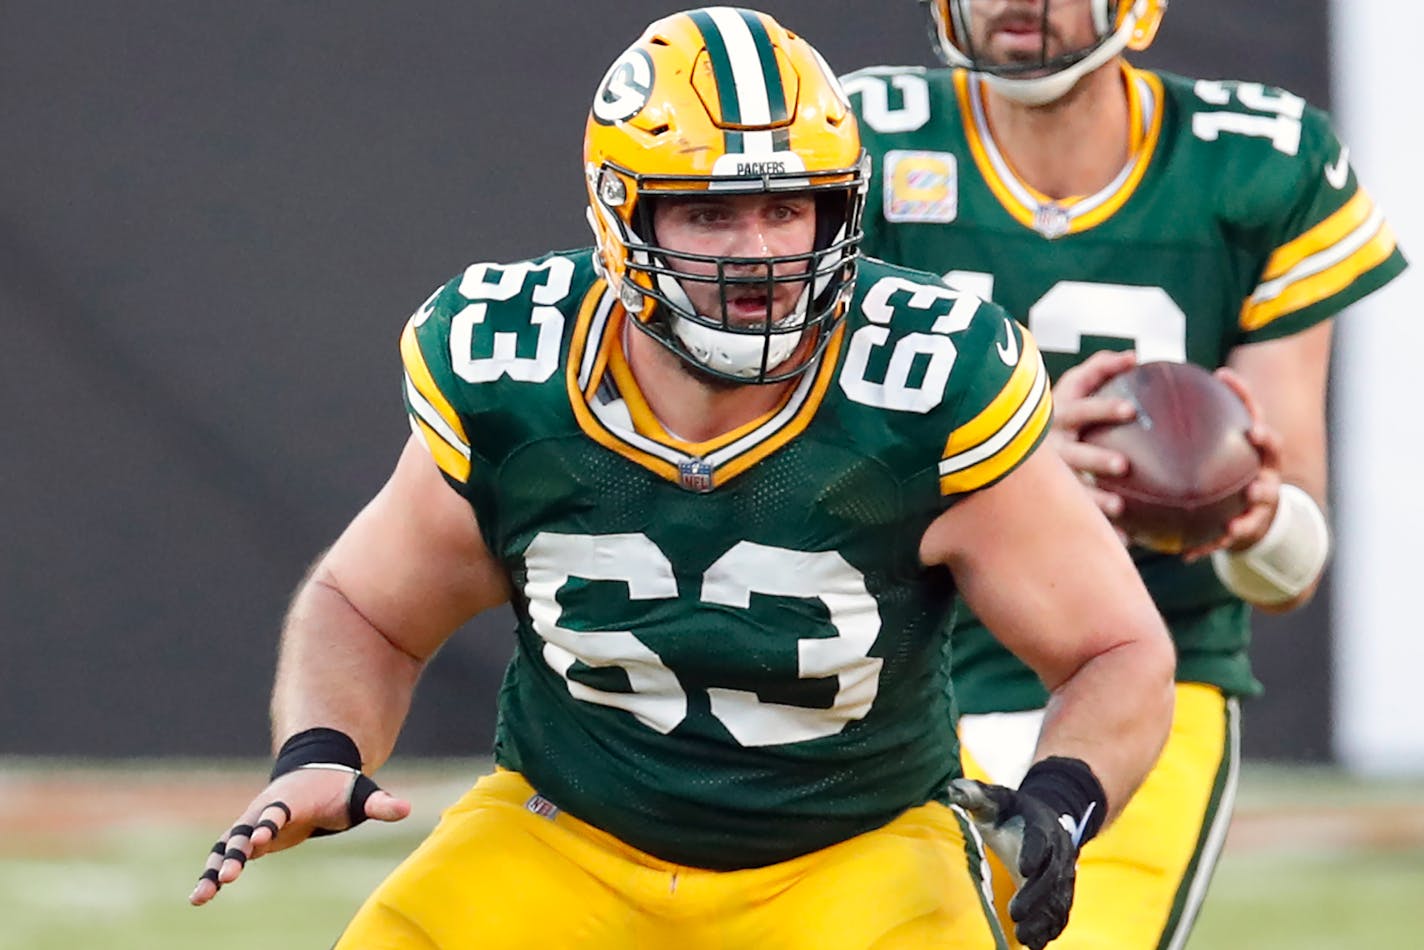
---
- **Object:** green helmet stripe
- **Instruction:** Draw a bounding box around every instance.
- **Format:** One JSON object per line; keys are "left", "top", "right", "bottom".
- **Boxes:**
{"left": 687, "top": 8, "right": 744, "bottom": 153}
{"left": 689, "top": 7, "right": 792, "bottom": 155}
{"left": 738, "top": 9, "right": 788, "bottom": 124}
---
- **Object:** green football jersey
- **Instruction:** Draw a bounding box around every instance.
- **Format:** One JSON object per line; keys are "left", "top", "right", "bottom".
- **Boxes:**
{"left": 845, "top": 64, "right": 1407, "bottom": 713}
{"left": 398, "top": 248, "right": 1051, "bottom": 869}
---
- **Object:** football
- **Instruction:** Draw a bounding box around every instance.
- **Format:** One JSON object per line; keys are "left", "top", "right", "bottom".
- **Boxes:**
{"left": 1080, "top": 361, "right": 1260, "bottom": 553}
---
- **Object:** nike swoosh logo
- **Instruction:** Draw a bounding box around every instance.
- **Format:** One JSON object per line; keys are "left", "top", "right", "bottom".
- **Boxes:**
{"left": 1059, "top": 801, "right": 1097, "bottom": 847}
{"left": 995, "top": 318, "right": 1019, "bottom": 365}
{"left": 1325, "top": 145, "right": 1350, "bottom": 190}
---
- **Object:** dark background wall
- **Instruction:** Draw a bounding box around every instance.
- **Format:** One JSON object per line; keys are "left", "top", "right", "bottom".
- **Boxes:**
{"left": 1, "top": 1, "right": 1333, "bottom": 758}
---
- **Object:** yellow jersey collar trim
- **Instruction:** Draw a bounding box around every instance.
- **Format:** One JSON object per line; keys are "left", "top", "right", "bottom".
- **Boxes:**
{"left": 956, "top": 65, "right": 1164, "bottom": 238}
{"left": 565, "top": 283, "right": 845, "bottom": 490}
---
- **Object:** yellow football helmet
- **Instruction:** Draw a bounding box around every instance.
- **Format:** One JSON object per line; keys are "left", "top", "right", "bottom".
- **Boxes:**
{"left": 922, "top": 0, "right": 1167, "bottom": 105}
{"left": 584, "top": 7, "right": 868, "bottom": 383}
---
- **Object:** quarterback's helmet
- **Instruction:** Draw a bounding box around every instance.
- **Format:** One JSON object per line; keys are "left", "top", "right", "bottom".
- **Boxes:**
{"left": 584, "top": 7, "right": 867, "bottom": 383}
{"left": 921, "top": 0, "right": 1167, "bottom": 105}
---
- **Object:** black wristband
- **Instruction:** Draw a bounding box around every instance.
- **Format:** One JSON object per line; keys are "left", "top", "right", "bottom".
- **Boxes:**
{"left": 1018, "top": 755, "right": 1109, "bottom": 847}
{"left": 270, "top": 727, "right": 363, "bottom": 780}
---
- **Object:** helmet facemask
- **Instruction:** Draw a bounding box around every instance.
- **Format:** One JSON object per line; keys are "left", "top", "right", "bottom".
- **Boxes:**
{"left": 590, "top": 158, "right": 867, "bottom": 385}
{"left": 922, "top": 0, "right": 1167, "bottom": 106}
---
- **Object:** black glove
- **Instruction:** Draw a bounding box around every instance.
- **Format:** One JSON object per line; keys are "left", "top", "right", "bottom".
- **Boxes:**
{"left": 948, "top": 760, "right": 1105, "bottom": 950}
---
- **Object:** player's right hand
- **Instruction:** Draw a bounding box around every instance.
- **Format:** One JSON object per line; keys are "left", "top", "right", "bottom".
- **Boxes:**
{"left": 1048, "top": 349, "right": 1139, "bottom": 521}
{"left": 188, "top": 767, "right": 410, "bottom": 906}
{"left": 948, "top": 778, "right": 1079, "bottom": 950}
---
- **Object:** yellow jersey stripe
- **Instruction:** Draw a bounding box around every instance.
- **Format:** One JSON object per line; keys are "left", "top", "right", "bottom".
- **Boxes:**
{"left": 409, "top": 416, "right": 471, "bottom": 483}
{"left": 565, "top": 285, "right": 684, "bottom": 483}
{"left": 1241, "top": 221, "right": 1398, "bottom": 331}
{"left": 940, "top": 379, "right": 1052, "bottom": 496}
{"left": 400, "top": 320, "right": 468, "bottom": 447}
{"left": 564, "top": 281, "right": 845, "bottom": 490}
{"left": 955, "top": 67, "right": 1163, "bottom": 236}
{"left": 405, "top": 372, "right": 471, "bottom": 461}
{"left": 941, "top": 330, "right": 1042, "bottom": 460}
{"left": 710, "top": 324, "right": 846, "bottom": 486}
{"left": 604, "top": 327, "right": 804, "bottom": 457}
{"left": 1071, "top": 71, "right": 1164, "bottom": 231}
{"left": 938, "top": 347, "right": 1049, "bottom": 477}
{"left": 956, "top": 70, "right": 1033, "bottom": 230}
{"left": 1260, "top": 190, "right": 1375, "bottom": 282}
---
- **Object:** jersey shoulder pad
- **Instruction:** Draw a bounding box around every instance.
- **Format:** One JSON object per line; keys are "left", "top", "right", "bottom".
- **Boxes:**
{"left": 841, "top": 260, "right": 1051, "bottom": 496}
{"left": 400, "top": 248, "right": 598, "bottom": 484}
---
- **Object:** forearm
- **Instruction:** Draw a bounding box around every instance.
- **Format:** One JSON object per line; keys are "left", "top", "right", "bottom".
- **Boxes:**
{"left": 1033, "top": 636, "right": 1175, "bottom": 821}
{"left": 270, "top": 567, "right": 426, "bottom": 772}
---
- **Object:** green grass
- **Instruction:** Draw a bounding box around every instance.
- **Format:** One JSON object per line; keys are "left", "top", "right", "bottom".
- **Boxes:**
{"left": 1, "top": 762, "right": 1421, "bottom": 948}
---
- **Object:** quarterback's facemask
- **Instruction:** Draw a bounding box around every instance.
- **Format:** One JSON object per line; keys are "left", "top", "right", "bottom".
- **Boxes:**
{"left": 584, "top": 6, "right": 868, "bottom": 384}
{"left": 922, "top": 0, "right": 1167, "bottom": 105}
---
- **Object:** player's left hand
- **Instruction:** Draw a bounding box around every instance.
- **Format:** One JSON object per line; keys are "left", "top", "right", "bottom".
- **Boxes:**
{"left": 188, "top": 766, "right": 409, "bottom": 906}
{"left": 1181, "top": 368, "right": 1284, "bottom": 562}
{"left": 948, "top": 778, "right": 1078, "bottom": 950}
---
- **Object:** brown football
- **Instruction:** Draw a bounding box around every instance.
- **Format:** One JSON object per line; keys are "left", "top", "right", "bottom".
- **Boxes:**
{"left": 1080, "top": 361, "right": 1260, "bottom": 553}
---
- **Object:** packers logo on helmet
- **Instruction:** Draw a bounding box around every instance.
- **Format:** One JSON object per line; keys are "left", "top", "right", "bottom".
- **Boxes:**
{"left": 583, "top": 6, "right": 868, "bottom": 383}
{"left": 593, "top": 48, "right": 655, "bottom": 125}
{"left": 921, "top": 0, "right": 1168, "bottom": 105}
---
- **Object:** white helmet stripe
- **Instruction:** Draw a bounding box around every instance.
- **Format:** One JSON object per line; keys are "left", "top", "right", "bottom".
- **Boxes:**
{"left": 705, "top": 7, "right": 773, "bottom": 125}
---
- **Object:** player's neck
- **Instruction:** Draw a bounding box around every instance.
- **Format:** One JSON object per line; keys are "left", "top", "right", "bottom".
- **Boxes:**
{"left": 622, "top": 321, "right": 800, "bottom": 443}
{"left": 981, "top": 60, "right": 1132, "bottom": 201}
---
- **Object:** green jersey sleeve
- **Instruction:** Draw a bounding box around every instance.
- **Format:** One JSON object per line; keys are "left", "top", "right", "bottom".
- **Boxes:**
{"left": 1196, "top": 80, "right": 1410, "bottom": 342}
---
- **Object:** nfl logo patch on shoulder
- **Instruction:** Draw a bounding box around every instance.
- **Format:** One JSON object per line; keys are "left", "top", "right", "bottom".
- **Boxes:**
{"left": 884, "top": 150, "right": 958, "bottom": 224}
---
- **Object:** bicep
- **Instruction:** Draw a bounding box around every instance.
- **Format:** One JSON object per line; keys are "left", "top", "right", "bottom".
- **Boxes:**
{"left": 1228, "top": 321, "right": 1332, "bottom": 499}
{"left": 922, "top": 446, "right": 1166, "bottom": 689}
{"left": 317, "top": 435, "right": 511, "bottom": 660}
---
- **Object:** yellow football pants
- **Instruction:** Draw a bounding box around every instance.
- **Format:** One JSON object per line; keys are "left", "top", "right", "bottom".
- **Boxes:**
{"left": 962, "top": 682, "right": 1239, "bottom": 950}
{"left": 333, "top": 769, "right": 1008, "bottom": 949}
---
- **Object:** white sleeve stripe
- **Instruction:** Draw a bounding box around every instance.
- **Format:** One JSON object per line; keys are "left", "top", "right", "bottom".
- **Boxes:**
{"left": 405, "top": 373, "right": 470, "bottom": 458}
{"left": 1248, "top": 205, "right": 1385, "bottom": 305}
{"left": 938, "top": 357, "right": 1049, "bottom": 477}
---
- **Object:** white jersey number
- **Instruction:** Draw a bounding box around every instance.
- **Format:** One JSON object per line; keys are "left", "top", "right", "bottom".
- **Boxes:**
{"left": 842, "top": 71, "right": 931, "bottom": 134}
{"left": 1192, "top": 80, "right": 1304, "bottom": 156}
{"left": 522, "top": 532, "right": 884, "bottom": 747}
{"left": 450, "top": 256, "right": 574, "bottom": 384}
{"left": 946, "top": 272, "right": 1187, "bottom": 363}
{"left": 840, "top": 275, "right": 982, "bottom": 413}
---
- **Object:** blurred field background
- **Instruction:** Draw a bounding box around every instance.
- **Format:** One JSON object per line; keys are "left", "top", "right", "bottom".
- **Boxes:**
{"left": 3, "top": 760, "right": 1422, "bottom": 950}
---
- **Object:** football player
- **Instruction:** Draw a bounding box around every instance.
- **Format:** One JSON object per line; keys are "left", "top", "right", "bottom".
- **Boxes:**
{"left": 189, "top": 8, "right": 1174, "bottom": 948}
{"left": 843, "top": 1, "right": 1408, "bottom": 947}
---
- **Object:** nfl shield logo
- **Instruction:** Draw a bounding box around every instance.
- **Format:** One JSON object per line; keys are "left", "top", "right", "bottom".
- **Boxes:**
{"left": 678, "top": 457, "right": 715, "bottom": 493}
{"left": 1033, "top": 202, "right": 1071, "bottom": 239}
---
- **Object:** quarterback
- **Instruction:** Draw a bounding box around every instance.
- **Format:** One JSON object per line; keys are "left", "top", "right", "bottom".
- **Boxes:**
{"left": 189, "top": 8, "right": 1174, "bottom": 949}
{"left": 845, "top": 0, "right": 1407, "bottom": 947}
